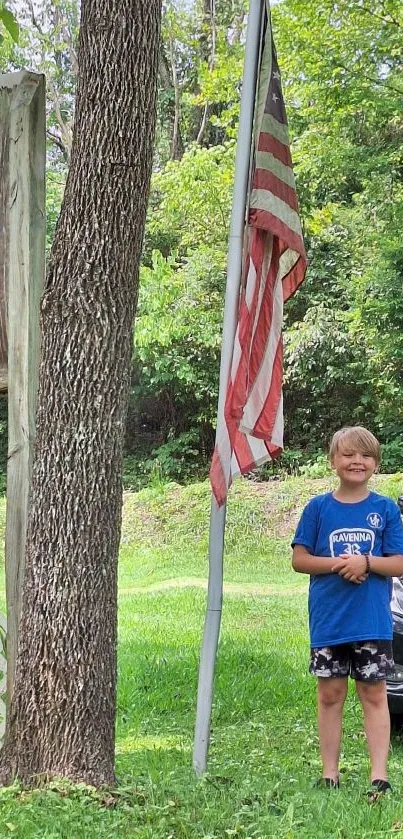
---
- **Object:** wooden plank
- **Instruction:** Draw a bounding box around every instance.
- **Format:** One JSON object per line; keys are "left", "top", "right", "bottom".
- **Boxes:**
{"left": 0, "top": 614, "right": 6, "bottom": 742}
{"left": 1, "top": 71, "right": 46, "bottom": 707}
{"left": 0, "top": 85, "right": 8, "bottom": 739}
{"left": 0, "top": 83, "right": 9, "bottom": 392}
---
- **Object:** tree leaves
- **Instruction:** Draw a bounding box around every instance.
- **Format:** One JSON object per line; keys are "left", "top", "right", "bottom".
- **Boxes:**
{"left": 0, "top": 4, "right": 19, "bottom": 43}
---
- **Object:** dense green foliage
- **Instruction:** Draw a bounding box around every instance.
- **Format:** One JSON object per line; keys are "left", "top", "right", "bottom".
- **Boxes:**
{"left": 2, "top": 475, "right": 403, "bottom": 835}
{"left": 132, "top": 0, "right": 403, "bottom": 484}
{"left": 1, "top": 0, "right": 402, "bottom": 487}
{"left": 278, "top": 0, "right": 403, "bottom": 457}
{"left": 0, "top": 4, "right": 18, "bottom": 43}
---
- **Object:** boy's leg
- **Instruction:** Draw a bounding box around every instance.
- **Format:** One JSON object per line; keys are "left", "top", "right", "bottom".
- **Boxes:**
{"left": 317, "top": 677, "right": 348, "bottom": 781}
{"left": 355, "top": 680, "right": 390, "bottom": 782}
{"left": 311, "top": 646, "right": 350, "bottom": 782}
{"left": 352, "top": 641, "right": 393, "bottom": 783}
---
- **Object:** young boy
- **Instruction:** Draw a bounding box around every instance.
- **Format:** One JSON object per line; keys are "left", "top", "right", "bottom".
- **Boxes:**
{"left": 292, "top": 426, "right": 403, "bottom": 792}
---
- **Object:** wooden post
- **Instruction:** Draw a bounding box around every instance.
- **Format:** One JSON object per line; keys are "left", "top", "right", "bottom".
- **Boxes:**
{"left": 0, "top": 614, "right": 6, "bottom": 741}
{"left": 0, "top": 71, "right": 46, "bottom": 710}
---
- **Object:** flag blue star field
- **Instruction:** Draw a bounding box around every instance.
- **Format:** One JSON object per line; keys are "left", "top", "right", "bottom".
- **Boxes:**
{"left": 210, "top": 0, "right": 307, "bottom": 506}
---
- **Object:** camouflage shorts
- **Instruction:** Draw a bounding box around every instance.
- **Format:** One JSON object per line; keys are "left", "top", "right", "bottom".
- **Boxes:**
{"left": 310, "top": 640, "right": 394, "bottom": 681}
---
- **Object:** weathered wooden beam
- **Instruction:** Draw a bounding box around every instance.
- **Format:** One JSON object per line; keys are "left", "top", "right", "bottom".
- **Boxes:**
{"left": 0, "top": 78, "right": 9, "bottom": 393}
{"left": 0, "top": 615, "right": 6, "bottom": 742}
{"left": 0, "top": 70, "right": 46, "bottom": 709}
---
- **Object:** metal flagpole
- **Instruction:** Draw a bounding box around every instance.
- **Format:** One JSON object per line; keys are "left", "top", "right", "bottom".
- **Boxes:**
{"left": 193, "top": 0, "right": 264, "bottom": 777}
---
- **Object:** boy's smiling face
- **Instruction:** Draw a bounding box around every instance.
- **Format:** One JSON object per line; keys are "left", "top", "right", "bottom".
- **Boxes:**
{"left": 331, "top": 446, "right": 378, "bottom": 487}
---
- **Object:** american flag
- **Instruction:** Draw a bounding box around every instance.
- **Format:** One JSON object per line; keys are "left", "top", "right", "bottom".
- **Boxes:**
{"left": 210, "top": 1, "right": 307, "bottom": 506}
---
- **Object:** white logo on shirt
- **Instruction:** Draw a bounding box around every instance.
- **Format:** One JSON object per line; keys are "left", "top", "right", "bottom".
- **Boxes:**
{"left": 366, "top": 512, "right": 383, "bottom": 529}
{"left": 329, "top": 528, "right": 375, "bottom": 558}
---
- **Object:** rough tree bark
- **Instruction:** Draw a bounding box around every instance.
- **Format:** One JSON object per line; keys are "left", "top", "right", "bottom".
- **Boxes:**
{"left": 0, "top": 0, "right": 162, "bottom": 787}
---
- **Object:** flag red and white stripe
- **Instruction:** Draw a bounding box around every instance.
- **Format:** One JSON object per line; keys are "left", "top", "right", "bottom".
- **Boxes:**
{"left": 210, "top": 0, "right": 307, "bottom": 506}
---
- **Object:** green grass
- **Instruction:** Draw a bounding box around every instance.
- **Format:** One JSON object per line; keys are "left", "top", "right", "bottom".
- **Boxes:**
{"left": 1, "top": 474, "right": 403, "bottom": 837}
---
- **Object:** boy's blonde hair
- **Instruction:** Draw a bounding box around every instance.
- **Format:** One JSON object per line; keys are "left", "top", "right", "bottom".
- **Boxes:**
{"left": 329, "top": 426, "right": 381, "bottom": 464}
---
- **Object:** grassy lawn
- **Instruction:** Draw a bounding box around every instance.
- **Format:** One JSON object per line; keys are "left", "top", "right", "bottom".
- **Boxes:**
{"left": 1, "top": 474, "right": 403, "bottom": 836}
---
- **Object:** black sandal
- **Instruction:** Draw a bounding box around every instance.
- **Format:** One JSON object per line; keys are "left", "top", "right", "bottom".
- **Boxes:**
{"left": 367, "top": 779, "right": 392, "bottom": 799}
{"left": 314, "top": 777, "right": 339, "bottom": 789}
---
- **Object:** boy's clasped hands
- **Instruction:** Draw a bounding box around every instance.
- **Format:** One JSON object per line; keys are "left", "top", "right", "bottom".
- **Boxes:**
{"left": 332, "top": 552, "right": 368, "bottom": 584}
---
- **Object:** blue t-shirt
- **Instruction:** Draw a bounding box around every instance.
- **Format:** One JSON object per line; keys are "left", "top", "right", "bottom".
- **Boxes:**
{"left": 292, "top": 491, "right": 403, "bottom": 647}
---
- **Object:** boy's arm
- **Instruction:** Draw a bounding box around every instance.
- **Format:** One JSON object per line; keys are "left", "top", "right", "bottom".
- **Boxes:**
{"left": 292, "top": 545, "right": 333, "bottom": 574}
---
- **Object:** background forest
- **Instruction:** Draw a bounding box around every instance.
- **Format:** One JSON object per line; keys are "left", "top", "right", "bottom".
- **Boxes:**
{"left": 1, "top": 0, "right": 402, "bottom": 488}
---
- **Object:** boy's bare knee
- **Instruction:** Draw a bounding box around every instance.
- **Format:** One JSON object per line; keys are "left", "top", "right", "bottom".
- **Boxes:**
{"left": 355, "top": 680, "right": 387, "bottom": 708}
{"left": 318, "top": 678, "right": 348, "bottom": 707}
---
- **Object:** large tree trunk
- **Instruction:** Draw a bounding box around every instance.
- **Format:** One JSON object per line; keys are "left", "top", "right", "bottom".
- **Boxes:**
{"left": 0, "top": 0, "right": 161, "bottom": 787}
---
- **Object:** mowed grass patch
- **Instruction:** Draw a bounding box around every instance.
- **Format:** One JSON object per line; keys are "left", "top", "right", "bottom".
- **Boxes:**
{"left": 3, "top": 590, "right": 403, "bottom": 837}
{"left": 107, "top": 587, "right": 403, "bottom": 837}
